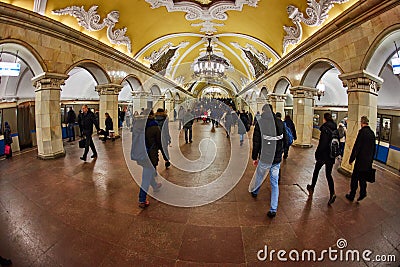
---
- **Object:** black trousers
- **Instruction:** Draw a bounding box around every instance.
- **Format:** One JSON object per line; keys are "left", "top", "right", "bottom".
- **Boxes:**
{"left": 311, "top": 160, "right": 335, "bottom": 196}
{"left": 83, "top": 135, "right": 97, "bottom": 158}
{"left": 184, "top": 127, "right": 192, "bottom": 142}
{"left": 349, "top": 170, "right": 367, "bottom": 198}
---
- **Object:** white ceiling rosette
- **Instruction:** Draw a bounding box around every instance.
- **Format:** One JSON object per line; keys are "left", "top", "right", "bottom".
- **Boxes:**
{"left": 145, "top": 0, "right": 259, "bottom": 34}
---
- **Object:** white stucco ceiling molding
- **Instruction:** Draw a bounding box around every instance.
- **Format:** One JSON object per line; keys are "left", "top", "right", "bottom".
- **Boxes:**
{"left": 283, "top": 0, "right": 349, "bottom": 54}
{"left": 144, "top": 41, "right": 189, "bottom": 77}
{"left": 145, "top": 0, "right": 259, "bottom": 34}
{"left": 231, "top": 42, "right": 272, "bottom": 78}
{"left": 52, "top": 5, "right": 132, "bottom": 53}
{"left": 33, "top": 0, "right": 47, "bottom": 15}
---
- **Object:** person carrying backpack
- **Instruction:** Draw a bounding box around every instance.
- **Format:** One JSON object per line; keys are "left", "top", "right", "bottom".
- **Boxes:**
{"left": 276, "top": 113, "right": 294, "bottom": 158}
{"left": 131, "top": 109, "right": 162, "bottom": 209}
{"left": 307, "top": 112, "right": 337, "bottom": 205}
{"left": 154, "top": 108, "right": 171, "bottom": 168}
{"left": 338, "top": 123, "right": 346, "bottom": 157}
{"left": 283, "top": 115, "right": 297, "bottom": 159}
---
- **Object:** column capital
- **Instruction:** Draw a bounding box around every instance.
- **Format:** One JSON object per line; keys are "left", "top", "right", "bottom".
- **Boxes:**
{"left": 339, "top": 70, "right": 383, "bottom": 96}
{"left": 32, "top": 72, "right": 69, "bottom": 92}
{"left": 132, "top": 91, "right": 150, "bottom": 97}
{"left": 289, "top": 86, "right": 317, "bottom": 99}
{"left": 95, "top": 84, "right": 123, "bottom": 95}
{"left": 267, "top": 93, "right": 286, "bottom": 102}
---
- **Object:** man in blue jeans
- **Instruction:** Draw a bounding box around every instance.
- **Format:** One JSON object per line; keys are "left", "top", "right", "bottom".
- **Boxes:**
{"left": 250, "top": 104, "right": 287, "bottom": 218}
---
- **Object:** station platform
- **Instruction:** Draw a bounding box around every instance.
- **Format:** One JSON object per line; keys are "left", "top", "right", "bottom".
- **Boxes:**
{"left": 0, "top": 121, "right": 399, "bottom": 266}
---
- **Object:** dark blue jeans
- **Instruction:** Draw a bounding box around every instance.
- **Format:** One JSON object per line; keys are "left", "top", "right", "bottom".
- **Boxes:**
{"left": 68, "top": 123, "right": 75, "bottom": 141}
{"left": 139, "top": 165, "right": 158, "bottom": 203}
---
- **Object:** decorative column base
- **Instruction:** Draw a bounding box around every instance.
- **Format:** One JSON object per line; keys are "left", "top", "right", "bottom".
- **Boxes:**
{"left": 37, "top": 150, "right": 66, "bottom": 160}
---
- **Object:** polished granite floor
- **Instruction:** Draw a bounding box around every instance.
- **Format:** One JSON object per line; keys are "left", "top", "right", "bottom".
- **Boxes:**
{"left": 0, "top": 121, "right": 399, "bottom": 267}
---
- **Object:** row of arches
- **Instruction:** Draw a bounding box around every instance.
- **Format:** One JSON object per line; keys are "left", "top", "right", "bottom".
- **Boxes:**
{"left": 0, "top": 40, "right": 188, "bottom": 105}
{"left": 240, "top": 25, "right": 400, "bottom": 109}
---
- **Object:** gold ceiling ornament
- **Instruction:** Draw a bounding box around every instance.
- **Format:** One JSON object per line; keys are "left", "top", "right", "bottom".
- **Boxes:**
{"left": 52, "top": 5, "right": 132, "bottom": 53}
{"left": 231, "top": 42, "right": 271, "bottom": 79}
{"left": 145, "top": 0, "right": 259, "bottom": 35}
{"left": 283, "top": 0, "right": 349, "bottom": 54}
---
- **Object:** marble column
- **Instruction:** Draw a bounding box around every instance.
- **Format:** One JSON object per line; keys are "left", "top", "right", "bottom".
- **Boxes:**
{"left": 96, "top": 84, "right": 122, "bottom": 135}
{"left": 32, "top": 72, "right": 68, "bottom": 159}
{"left": 132, "top": 92, "right": 148, "bottom": 113}
{"left": 267, "top": 93, "right": 286, "bottom": 116}
{"left": 152, "top": 95, "right": 165, "bottom": 111}
{"left": 165, "top": 99, "right": 174, "bottom": 120}
{"left": 290, "top": 86, "right": 317, "bottom": 148}
{"left": 338, "top": 70, "right": 383, "bottom": 174}
{"left": 256, "top": 97, "right": 267, "bottom": 114}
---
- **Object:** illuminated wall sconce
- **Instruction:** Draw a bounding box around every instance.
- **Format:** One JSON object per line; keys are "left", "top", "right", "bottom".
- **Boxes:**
{"left": 316, "top": 83, "right": 325, "bottom": 101}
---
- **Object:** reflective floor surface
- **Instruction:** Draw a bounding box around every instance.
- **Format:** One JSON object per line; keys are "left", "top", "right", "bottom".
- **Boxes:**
{"left": 0, "top": 121, "right": 399, "bottom": 266}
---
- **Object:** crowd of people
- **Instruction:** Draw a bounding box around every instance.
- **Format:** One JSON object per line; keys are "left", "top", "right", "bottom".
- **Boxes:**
{"left": 3, "top": 99, "right": 375, "bottom": 220}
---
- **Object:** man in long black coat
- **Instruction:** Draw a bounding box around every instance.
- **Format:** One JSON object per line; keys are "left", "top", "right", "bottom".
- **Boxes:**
{"left": 346, "top": 116, "right": 376, "bottom": 202}
{"left": 80, "top": 105, "right": 100, "bottom": 161}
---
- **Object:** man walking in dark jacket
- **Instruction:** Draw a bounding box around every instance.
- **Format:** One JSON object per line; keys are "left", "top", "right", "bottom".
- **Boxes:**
{"left": 136, "top": 109, "right": 162, "bottom": 208}
{"left": 346, "top": 116, "right": 376, "bottom": 202}
{"left": 250, "top": 104, "right": 287, "bottom": 218}
{"left": 183, "top": 109, "right": 194, "bottom": 143}
{"left": 67, "top": 107, "right": 76, "bottom": 142}
{"left": 283, "top": 115, "right": 297, "bottom": 159}
{"left": 307, "top": 113, "right": 337, "bottom": 205}
{"left": 80, "top": 105, "right": 100, "bottom": 161}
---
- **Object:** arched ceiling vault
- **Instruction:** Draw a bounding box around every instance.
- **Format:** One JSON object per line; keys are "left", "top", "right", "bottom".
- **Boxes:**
{"left": 6, "top": 0, "right": 357, "bottom": 93}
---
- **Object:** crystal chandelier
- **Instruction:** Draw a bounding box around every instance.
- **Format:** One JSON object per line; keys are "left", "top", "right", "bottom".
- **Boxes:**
{"left": 193, "top": 38, "right": 229, "bottom": 80}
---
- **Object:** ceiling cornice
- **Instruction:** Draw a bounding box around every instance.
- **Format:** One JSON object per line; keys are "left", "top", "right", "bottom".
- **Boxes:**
{"left": 0, "top": 2, "right": 188, "bottom": 95}
{"left": 239, "top": 0, "right": 400, "bottom": 95}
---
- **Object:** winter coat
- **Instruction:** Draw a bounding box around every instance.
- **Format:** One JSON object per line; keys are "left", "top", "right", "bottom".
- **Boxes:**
{"left": 81, "top": 110, "right": 100, "bottom": 136}
{"left": 252, "top": 111, "right": 287, "bottom": 164}
{"left": 238, "top": 113, "right": 250, "bottom": 134}
{"left": 224, "top": 111, "right": 233, "bottom": 127}
{"left": 178, "top": 108, "right": 185, "bottom": 120}
{"left": 105, "top": 117, "right": 113, "bottom": 132}
{"left": 350, "top": 126, "right": 376, "bottom": 172}
{"left": 284, "top": 118, "right": 297, "bottom": 140}
{"left": 4, "top": 125, "right": 12, "bottom": 145}
{"left": 155, "top": 111, "right": 171, "bottom": 160}
{"left": 315, "top": 120, "right": 337, "bottom": 163}
{"left": 183, "top": 111, "right": 194, "bottom": 129}
{"left": 67, "top": 109, "right": 76, "bottom": 124}
{"left": 145, "top": 116, "right": 162, "bottom": 167}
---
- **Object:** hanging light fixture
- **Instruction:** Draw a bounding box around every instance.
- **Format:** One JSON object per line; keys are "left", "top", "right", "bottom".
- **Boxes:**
{"left": 316, "top": 82, "right": 325, "bottom": 101}
{"left": 193, "top": 38, "right": 229, "bottom": 80}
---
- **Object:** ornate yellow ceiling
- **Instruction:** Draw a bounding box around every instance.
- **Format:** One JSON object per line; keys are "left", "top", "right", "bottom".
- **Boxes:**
{"left": 3, "top": 0, "right": 357, "bottom": 93}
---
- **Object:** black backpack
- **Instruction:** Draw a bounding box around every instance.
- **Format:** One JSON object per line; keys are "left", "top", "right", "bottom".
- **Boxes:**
{"left": 328, "top": 128, "right": 340, "bottom": 159}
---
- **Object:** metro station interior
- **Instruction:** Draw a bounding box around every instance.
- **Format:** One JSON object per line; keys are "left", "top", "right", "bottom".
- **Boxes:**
{"left": 0, "top": 0, "right": 399, "bottom": 266}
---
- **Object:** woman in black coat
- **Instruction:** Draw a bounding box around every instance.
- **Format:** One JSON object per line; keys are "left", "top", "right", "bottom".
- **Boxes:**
{"left": 238, "top": 110, "right": 250, "bottom": 146}
{"left": 103, "top": 113, "right": 114, "bottom": 142}
{"left": 307, "top": 113, "right": 337, "bottom": 205}
{"left": 4, "top": 122, "right": 12, "bottom": 159}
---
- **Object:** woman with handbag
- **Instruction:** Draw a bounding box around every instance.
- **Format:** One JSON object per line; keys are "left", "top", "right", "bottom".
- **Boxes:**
{"left": 4, "top": 122, "right": 12, "bottom": 159}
